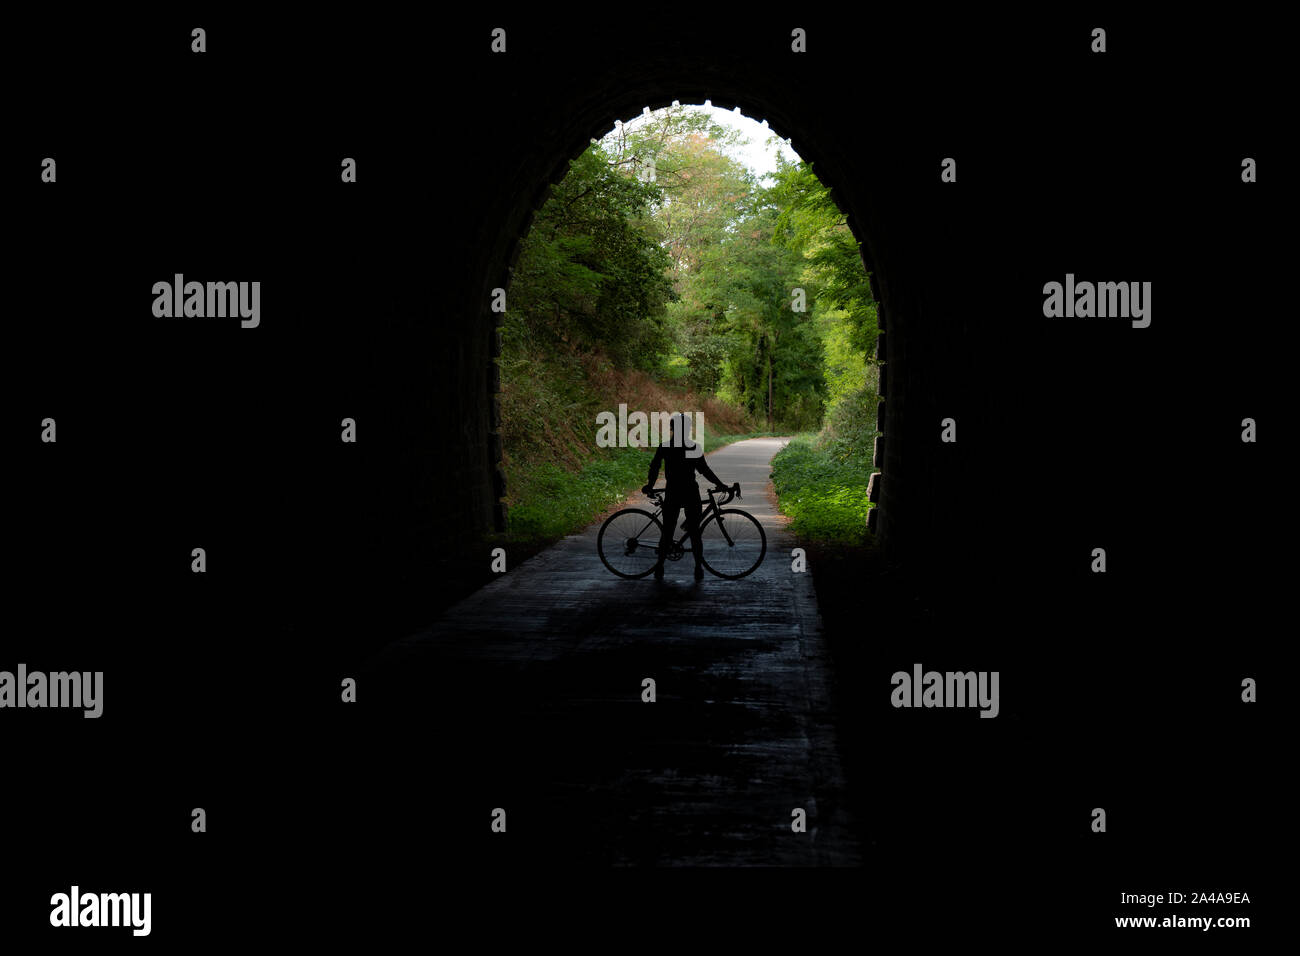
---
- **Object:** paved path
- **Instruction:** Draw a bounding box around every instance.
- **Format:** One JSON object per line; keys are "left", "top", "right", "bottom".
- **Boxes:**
{"left": 366, "top": 437, "right": 861, "bottom": 866}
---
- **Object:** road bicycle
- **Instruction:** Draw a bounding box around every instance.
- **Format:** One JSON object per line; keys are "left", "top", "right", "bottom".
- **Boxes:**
{"left": 597, "top": 482, "right": 766, "bottom": 580}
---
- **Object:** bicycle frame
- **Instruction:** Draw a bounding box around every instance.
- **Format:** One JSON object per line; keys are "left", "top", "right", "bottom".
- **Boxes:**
{"left": 596, "top": 480, "right": 763, "bottom": 580}
{"left": 642, "top": 485, "right": 740, "bottom": 554}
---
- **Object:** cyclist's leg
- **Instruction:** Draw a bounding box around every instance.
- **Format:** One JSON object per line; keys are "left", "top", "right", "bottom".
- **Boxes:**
{"left": 683, "top": 495, "right": 704, "bottom": 569}
{"left": 658, "top": 499, "right": 681, "bottom": 569}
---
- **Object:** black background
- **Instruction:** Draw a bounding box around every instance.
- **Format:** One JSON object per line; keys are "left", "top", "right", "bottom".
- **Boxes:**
{"left": 5, "top": 9, "right": 1281, "bottom": 946}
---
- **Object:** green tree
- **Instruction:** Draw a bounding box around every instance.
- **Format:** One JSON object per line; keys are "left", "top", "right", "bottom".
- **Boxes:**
{"left": 769, "top": 156, "right": 878, "bottom": 360}
{"left": 507, "top": 147, "right": 676, "bottom": 370}
{"left": 695, "top": 202, "right": 824, "bottom": 429}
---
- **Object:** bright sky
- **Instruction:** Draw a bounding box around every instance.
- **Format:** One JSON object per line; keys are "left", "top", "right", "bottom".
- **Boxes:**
{"left": 604, "top": 102, "right": 803, "bottom": 183}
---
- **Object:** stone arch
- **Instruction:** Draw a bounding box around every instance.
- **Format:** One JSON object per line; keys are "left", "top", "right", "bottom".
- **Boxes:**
{"left": 479, "top": 87, "right": 908, "bottom": 550}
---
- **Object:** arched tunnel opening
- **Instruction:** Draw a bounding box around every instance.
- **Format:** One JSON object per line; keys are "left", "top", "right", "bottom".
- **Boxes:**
{"left": 494, "top": 100, "right": 882, "bottom": 557}
{"left": 339, "top": 56, "right": 990, "bottom": 656}
{"left": 491, "top": 95, "right": 903, "bottom": 542}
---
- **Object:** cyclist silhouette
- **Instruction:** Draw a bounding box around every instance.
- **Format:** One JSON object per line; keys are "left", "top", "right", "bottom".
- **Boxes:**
{"left": 642, "top": 412, "right": 728, "bottom": 581}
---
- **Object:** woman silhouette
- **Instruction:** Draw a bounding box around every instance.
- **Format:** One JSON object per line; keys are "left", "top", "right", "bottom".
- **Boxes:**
{"left": 642, "top": 412, "right": 728, "bottom": 581}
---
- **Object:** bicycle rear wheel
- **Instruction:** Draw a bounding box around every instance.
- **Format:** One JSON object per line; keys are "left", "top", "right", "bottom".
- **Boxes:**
{"left": 698, "top": 508, "right": 766, "bottom": 579}
{"left": 597, "top": 508, "right": 664, "bottom": 579}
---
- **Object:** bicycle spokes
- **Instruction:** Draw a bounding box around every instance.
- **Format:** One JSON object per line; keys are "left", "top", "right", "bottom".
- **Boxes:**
{"left": 597, "top": 508, "right": 664, "bottom": 578}
{"left": 599, "top": 496, "right": 764, "bottom": 580}
{"left": 698, "top": 509, "right": 766, "bottom": 579}
{"left": 714, "top": 516, "right": 736, "bottom": 548}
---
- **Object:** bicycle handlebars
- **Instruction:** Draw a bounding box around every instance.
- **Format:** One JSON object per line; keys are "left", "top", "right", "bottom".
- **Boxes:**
{"left": 645, "top": 482, "right": 741, "bottom": 506}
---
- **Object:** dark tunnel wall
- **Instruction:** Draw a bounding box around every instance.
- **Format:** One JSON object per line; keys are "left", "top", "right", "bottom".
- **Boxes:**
{"left": 19, "top": 13, "right": 1270, "bottom": 663}
{"left": 306, "top": 12, "right": 1278, "bottom": 650}
{"left": 8, "top": 12, "right": 1281, "bottom": 932}
{"left": 359, "top": 18, "right": 993, "bottom": 633}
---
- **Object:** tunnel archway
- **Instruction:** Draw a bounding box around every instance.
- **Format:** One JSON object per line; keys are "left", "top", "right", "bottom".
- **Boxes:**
{"left": 480, "top": 88, "right": 908, "bottom": 550}
{"left": 362, "top": 27, "right": 987, "bottom": 637}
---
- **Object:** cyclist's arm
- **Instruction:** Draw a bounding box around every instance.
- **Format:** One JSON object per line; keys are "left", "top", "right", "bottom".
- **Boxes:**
{"left": 645, "top": 445, "right": 664, "bottom": 489}
{"left": 697, "top": 454, "right": 724, "bottom": 488}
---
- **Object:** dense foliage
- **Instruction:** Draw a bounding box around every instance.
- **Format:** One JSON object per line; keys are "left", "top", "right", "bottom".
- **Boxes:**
{"left": 506, "top": 149, "right": 676, "bottom": 370}
{"left": 501, "top": 103, "right": 881, "bottom": 541}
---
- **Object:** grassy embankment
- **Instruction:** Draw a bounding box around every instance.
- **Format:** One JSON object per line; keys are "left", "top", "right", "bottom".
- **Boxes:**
{"left": 768, "top": 373, "right": 880, "bottom": 547}
{"left": 499, "top": 348, "right": 767, "bottom": 544}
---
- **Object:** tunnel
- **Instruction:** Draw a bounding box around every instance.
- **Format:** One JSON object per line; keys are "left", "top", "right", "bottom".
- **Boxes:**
{"left": 10, "top": 9, "right": 1276, "bottom": 932}
{"left": 337, "top": 17, "right": 1003, "bottom": 649}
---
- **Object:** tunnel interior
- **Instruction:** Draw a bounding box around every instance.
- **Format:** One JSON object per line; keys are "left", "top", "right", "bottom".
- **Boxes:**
{"left": 9, "top": 11, "right": 1277, "bottom": 929}
{"left": 340, "top": 32, "right": 988, "bottom": 652}
{"left": 238, "top": 13, "right": 1276, "bottom": 682}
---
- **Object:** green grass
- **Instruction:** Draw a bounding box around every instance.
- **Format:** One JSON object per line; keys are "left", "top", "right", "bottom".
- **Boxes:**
{"left": 770, "top": 433, "right": 876, "bottom": 545}
{"left": 506, "top": 408, "right": 882, "bottom": 547}
{"left": 506, "top": 444, "right": 650, "bottom": 541}
{"left": 498, "top": 343, "right": 790, "bottom": 544}
{"left": 506, "top": 428, "right": 780, "bottom": 543}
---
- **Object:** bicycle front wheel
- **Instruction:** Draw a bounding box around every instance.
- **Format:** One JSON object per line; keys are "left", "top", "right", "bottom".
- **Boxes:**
{"left": 597, "top": 508, "right": 664, "bottom": 579}
{"left": 698, "top": 508, "right": 766, "bottom": 579}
